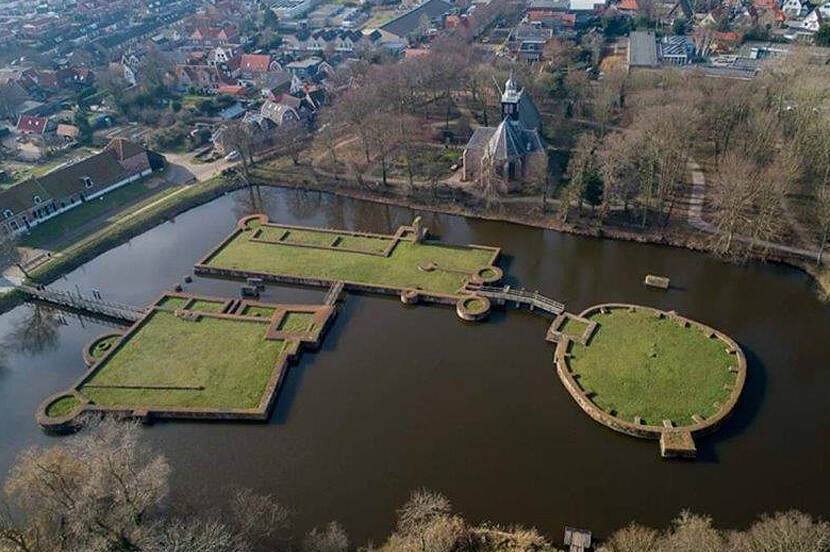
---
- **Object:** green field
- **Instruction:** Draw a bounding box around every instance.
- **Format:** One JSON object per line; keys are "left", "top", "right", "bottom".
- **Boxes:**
{"left": 242, "top": 305, "right": 276, "bottom": 318}
{"left": 189, "top": 299, "right": 225, "bottom": 312}
{"left": 278, "top": 312, "right": 314, "bottom": 332}
{"left": 46, "top": 396, "right": 81, "bottom": 417}
{"left": 560, "top": 318, "right": 589, "bottom": 338}
{"left": 156, "top": 296, "right": 189, "bottom": 310}
{"left": 207, "top": 225, "right": 496, "bottom": 296}
{"left": 80, "top": 312, "right": 283, "bottom": 409}
{"left": 567, "top": 310, "right": 736, "bottom": 426}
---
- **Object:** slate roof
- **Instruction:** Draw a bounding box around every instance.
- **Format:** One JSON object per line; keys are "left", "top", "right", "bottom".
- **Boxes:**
{"left": 0, "top": 139, "right": 151, "bottom": 216}
{"left": 37, "top": 152, "right": 127, "bottom": 199}
{"left": 0, "top": 179, "right": 50, "bottom": 213}
{"left": 104, "top": 137, "right": 145, "bottom": 161}
{"left": 380, "top": 0, "right": 453, "bottom": 38}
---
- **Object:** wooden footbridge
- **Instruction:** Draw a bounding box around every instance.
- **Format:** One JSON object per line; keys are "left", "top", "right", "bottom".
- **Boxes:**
{"left": 323, "top": 281, "right": 344, "bottom": 305}
{"left": 17, "top": 285, "right": 146, "bottom": 323}
{"left": 466, "top": 284, "right": 565, "bottom": 315}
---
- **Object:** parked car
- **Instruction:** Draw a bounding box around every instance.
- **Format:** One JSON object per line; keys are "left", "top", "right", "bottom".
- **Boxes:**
{"left": 224, "top": 150, "right": 240, "bottom": 161}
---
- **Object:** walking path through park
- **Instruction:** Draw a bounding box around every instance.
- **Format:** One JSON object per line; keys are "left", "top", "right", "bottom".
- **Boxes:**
{"left": 685, "top": 160, "right": 821, "bottom": 262}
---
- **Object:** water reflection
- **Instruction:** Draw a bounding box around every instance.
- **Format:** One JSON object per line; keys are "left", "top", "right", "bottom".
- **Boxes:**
{"left": 4, "top": 304, "right": 63, "bottom": 355}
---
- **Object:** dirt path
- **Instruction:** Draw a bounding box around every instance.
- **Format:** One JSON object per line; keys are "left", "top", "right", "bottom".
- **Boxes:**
{"left": 685, "top": 160, "right": 820, "bottom": 262}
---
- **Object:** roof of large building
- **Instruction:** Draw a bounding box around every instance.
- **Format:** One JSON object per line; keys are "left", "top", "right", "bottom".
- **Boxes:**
{"left": 240, "top": 54, "right": 271, "bottom": 73}
{"left": 0, "top": 139, "right": 151, "bottom": 216}
{"left": 17, "top": 114, "right": 49, "bottom": 134}
{"left": 629, "top": 30, "right": 659, "bottom": 67}
{"left": 380, "top": 0, "right": 453, "bottom": 38}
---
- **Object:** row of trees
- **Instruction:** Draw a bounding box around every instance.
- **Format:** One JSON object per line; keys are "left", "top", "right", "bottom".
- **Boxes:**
{"left": 557, "top": 52, "right": 830, "bottom": 262}
{"left": 2, "top": 419, "right": 829, "bottom": 552}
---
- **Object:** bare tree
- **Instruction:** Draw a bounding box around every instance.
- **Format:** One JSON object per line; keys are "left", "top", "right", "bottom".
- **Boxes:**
{"left": 598, "top": 523, "right": 660, "bottom": 552}
{"left": 728, "top": 511, "right": 830, "bottom": 552}
{"left": 302, "top": 522, "right": 349, "bottom": 552}
{"left": 0, "top": 231, "right": 28, "bottom": 279}
{"left": 2, "top": 417, "right": 170, "bottom": 552}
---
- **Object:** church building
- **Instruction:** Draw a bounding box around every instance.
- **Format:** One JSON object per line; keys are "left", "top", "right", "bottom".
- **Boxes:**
{"left": 462, "top": 77, "right": 546, "bottom": 185}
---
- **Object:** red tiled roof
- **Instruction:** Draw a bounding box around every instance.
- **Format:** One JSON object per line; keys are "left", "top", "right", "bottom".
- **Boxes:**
{"left": 17, "top": 115, "right": 49, "bottom": 134}
{"left": 239, "top": 54, "right": 270, "bottom": 73}
{"left": 217, "top": 84, "right": 247, "bottom": 95}
{"left": 617, "top": 0, "right": 639, "bottom": 11}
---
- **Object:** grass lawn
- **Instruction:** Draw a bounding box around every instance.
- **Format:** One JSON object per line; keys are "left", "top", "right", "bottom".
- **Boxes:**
{"left": 335, "top": 235, "right": 392, "bottom": 254}
{"left": 80, "top": 311, "right": 284, "bottom": 409}
{"left": 20, "top": 180, "right": 152, "bottom": 249}
{"left": 242, "top": 305, "right": 276, "bottom": 318}
{"left": 156, "top": 296, "right": 189, "bottom": 310}
{"left": 46, "top": 396, "right": 81, "bottom": 417}
{"left": 189, "top": 299, "right": 225, "bottom": 312}
{"left": 278, "top": 312, "right": 314, "bottom": 332}
{"left": 282, "top": 228, "right": 336, "bottom": 247}
{"left": 91, "top": 335, "right": 120, "bottom": 359}
{"left": 207, "top": 226, "right": 496, "bottom": 296}
{"left": 560, "top": 318, "right": 589, "bottom": 338}
{"left": 568, "top": 310, "right": 736, "bottom": 426}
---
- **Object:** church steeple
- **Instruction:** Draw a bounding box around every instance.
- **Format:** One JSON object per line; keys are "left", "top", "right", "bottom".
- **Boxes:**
{"left": 501, "top": 74, "right": 521, "bottom": 121}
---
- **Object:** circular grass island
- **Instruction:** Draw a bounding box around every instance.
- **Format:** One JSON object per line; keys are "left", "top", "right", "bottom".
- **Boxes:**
{"left": 82, "top": 332, "right": 124, "bottom": 367}
{"left": 555, "top": 304, "right": 746, "bottom": 458}
{"left": 36, "top": 391, "right": 88, "bottom": 432}
{"left": 456, "top": 295, "right": 491, "bottom": 321}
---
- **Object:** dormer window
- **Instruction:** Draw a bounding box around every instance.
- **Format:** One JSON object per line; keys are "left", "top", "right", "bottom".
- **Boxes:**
{"left": 3, "top": 209, "right": 13, "bottom": 219}
{"left": 33, "top": 195, "right": 42, "bottom": 204}
{"left": 83, "top": 177, "right": 94, "bottom": 188}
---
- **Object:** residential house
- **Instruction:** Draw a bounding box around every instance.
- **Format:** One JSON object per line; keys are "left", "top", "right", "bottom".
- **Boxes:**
{"left": 509, "top": 22, "right": 553, "bottom": 61}
{"left": 0, "top": 138, "right": 161, "bottom": 236}
{"left": 286, "top": 56, "right": 323, "bottom": 78}
{"left": 615, "top": 0, "right": 640, "bottom": 15}
{"left": 16, "top": 115, "right": 54, "bottom": 136}
{"left": 56, "top": 124, "right": 80, "bottom": 142}
{"left": 173, "top": 65, "right": 230, "bottom": 93}
{"left": 781, "top": 0, "right": 805, "bottom": 18}
{"left": 259, "top": 71, "right": 293, "bottom": 100}
{"left": 802, "top": 4, "right": 830, "bottom": 32}
{"left": 189, "top": 25, "right": 239, "bottom": 45}
{"left": 261, "top": 100, "right": 301, "bottom": 126}
{"left": 462, "top": 77, "right": 545, "bottom": 187}
{"left": 238, "top": 54, "right": 271, "bottom": 77}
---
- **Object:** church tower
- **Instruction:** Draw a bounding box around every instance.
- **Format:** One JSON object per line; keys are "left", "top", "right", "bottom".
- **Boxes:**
{"left": 501, "top": 76, "right": 521, "bottom": 121}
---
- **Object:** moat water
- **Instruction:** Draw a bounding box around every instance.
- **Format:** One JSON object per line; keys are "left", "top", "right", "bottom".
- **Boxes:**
{"left": 1, "top": 187, "right": 828, "bottom": 543}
